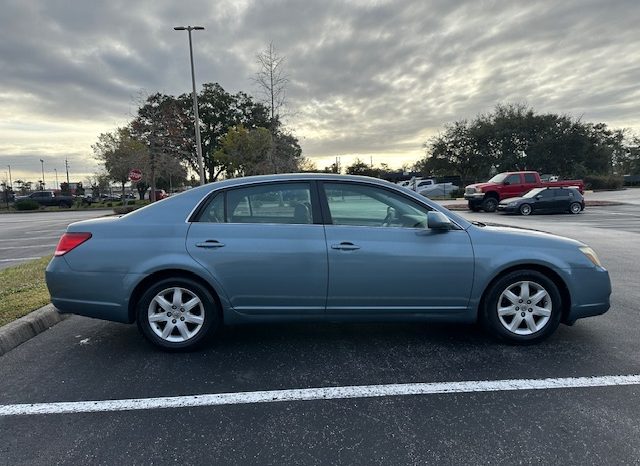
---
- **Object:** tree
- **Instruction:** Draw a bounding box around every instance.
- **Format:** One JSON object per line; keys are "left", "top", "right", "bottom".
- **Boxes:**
{"left": 418, "top": 104, "right": 628, "bottom": 185}
{"left": 214, "top": 126, "right": 274, "bottom": 177}
{"left": 254, "top": 42, "right": 288, "bottom": 129}
{"left": 185, "top": 83, "right": 271, "bottom": 180}
{"left": 346, "top": 158, "right": 376, "bottom": 176}
{"left": 130, "top": 93, "right": 191, "bottom": 199}
{"left": 93, "top": 127, "right": 148, "bottom": 198}
{"left": 86, "top": 173, "right": 110, "bottom": 198}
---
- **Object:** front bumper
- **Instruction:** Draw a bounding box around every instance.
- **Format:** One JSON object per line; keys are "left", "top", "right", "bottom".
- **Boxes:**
{"left": 497, "top": 204, "right": 518, "bottom": 213}
{"left": 464, "top": 193, "right": 485, "bottom": 201}
{"left": 564, "top": 267, "right": 611, "bottom": 324}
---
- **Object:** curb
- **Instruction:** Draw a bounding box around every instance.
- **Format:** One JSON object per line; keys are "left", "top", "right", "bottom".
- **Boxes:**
{"left": 0, "top": 304, "right": 69, "bottom": 356}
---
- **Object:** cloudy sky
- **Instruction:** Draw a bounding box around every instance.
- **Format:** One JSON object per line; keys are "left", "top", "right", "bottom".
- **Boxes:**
{"left": 1, "top": 0, "right": 639, "bottom": 184}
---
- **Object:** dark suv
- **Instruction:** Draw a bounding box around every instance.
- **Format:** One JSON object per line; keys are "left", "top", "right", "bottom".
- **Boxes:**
{"left": 498, "top": 187, "right": 585, "bottom": 216}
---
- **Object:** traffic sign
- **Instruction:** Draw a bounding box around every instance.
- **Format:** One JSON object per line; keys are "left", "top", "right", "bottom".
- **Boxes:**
{"left": 129, "top": 169, "right": 142, "bottom": 182}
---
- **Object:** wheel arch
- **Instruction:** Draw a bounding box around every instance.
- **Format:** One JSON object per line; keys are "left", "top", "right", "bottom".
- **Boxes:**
{"left": 128, "top": 269, "right": 224, "bottom": 324}
{"left": 478, "top": 264, "right": 572, "bottom": 323}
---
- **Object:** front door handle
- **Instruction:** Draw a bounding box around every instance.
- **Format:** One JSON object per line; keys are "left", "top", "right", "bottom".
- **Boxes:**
{"left": 195, "top": 240, "right": 225, "bottom": 249}
{"left": 331, "top": 242, "right": 360, "bottom": 251}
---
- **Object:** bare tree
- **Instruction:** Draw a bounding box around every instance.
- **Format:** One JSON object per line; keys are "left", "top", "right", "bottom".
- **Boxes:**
{"left": 254, "top": 42, "right": 289, "bottom": 128}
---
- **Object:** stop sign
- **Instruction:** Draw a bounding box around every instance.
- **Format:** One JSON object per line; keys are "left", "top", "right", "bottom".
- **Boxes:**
{"left": 128, "top": 169, "right": 142, "bottom": 182}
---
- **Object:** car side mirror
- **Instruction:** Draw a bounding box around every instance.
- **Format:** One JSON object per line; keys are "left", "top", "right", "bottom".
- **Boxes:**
{"left": 427, "top": 211, "right": 453, "bottom": 230}
{"left": 535, "top": 195, "right": 542, "bottom": 200}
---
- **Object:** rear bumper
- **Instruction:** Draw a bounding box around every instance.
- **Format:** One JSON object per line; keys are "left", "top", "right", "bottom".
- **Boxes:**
{"left": 46, "top": 257, "right": 143, "bottom": 324}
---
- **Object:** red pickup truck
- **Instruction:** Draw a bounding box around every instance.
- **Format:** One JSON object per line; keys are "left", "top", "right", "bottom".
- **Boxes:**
{"left": 464, "top": 171, "right": 584, "bottom": 212}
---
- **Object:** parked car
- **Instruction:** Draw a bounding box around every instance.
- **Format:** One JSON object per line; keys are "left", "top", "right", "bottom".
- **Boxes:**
{"left": 151, "top": 189, "right": 168, "bottom": 201}
{"left": 99, "top": 193, "right": 120, "bottom": 202}
{"left": 498, "top": 187, "right": 585, "bottom": 216}
{"left": 418, "top": 183, "right": 459, "bottom": 198}
{"left": 46, "top": 174, "right": 610, "bottom": 350}
{"left": 464, "top": 171, "right": 585, "bottom": 212}
{"left": 15, "top": 190, "right": 74, "bottom": 208}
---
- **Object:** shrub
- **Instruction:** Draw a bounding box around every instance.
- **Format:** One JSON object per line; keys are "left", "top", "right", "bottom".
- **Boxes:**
{"left": 449, "top": 188, "right": 465, "bottom": 199}
{"left": 106, "top": 202, "right": 112, "bottom": 207}
{"left": 584, "top": 175, "right": 624, "bottom": 190}
{"left": 14, "top": 199, "right": 40, "bottom": 211}
{"left": 113, "top": 205, "right": 140, "bottom": 215}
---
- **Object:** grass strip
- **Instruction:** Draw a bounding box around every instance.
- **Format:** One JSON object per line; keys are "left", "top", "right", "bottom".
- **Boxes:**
{"left": 0, "top": 256, "right": 51, "bottom": 327}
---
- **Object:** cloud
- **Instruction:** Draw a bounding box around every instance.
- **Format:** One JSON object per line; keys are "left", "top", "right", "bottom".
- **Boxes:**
{"left": 1, "top": 0, "right": 639, "bottom": 181}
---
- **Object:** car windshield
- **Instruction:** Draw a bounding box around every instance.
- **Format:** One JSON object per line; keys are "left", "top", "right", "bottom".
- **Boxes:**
{"left": 488, "top": 173, "right": 508, "bottom": 183}
{"left": 523, "top": 188, "right": 545, "bottom": 198}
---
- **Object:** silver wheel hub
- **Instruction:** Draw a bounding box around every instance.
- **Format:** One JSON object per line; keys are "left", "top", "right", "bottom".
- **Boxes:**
{"left": 497, "top": 281, "right": 551, "bottom": 335}
{"left": 148, "top": 287, "right": 205, "bottom": 343}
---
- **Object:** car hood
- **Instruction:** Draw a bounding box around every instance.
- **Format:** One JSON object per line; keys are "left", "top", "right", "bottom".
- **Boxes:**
{"left": 499, "top": 196, "right": 524, "bottom": 204}
{"left": 466, "top": 182, "right": 495, "bottom": 191}
{"left": 472, "top": 223, "right": 584, "bottom": 248}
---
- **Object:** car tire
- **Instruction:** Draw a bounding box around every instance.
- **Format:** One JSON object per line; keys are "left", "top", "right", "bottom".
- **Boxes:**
{"left": 569, "top": 202, "right": 582, "bottom": 214}
{"left": 519, "top": 204, "right": 532, "bottom": 216}
{"left": 482, "top": 270, "right": 562, "bottom": 345}
{"left": 136, "top": 277, "right": 220, "bottom": 351}
{"left": 482, "top": 197, "right": 498, "bottom": 212}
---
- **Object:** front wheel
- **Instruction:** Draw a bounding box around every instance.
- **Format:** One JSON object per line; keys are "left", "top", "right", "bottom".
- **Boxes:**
{"left": 519, "top": 204, "right": 532, "bottom": 216}
{"left": 569, "top": 202, "right": 582, "bottom": 214}
{"left": 482, "top": 197, "right": 498, "bottom": 212}
{"left": 136, "top": 277, "right": 219, "bottom": 351}
{"left": 482, "top": 270, "right": 562, "bottom": 344}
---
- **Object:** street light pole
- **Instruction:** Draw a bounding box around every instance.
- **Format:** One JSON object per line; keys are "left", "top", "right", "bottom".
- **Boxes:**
{"left": 174, "top": 25, "right": 205, "bottom": 186}
{"left": 54, "top": 169, "right": 59, "bottom": 190}
{"left": 40, "top": 159, "right": 45, "bottom": 189}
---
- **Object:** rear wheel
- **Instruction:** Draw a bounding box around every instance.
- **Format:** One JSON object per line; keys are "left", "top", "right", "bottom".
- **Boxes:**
{"left": 482, "top": 270, "right": 562, "bottom": 344}
{"left": 482, "top": 196, "right": 498, "bottom": 212}
{"left": 519, "top": 203, "right": 532, "bottom": 216}
{"left": 569, "top": 202, "right": 582, "bottom": 214}
{"left": 136, "top": 277, "right": 219, "bottom": 351}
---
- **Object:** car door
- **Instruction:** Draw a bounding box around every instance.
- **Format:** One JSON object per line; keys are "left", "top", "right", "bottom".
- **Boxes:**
{"left": 503, "top": 173, "right": 523, "bottom": 198}
{"left": 320, "top": 182, "right": 474, "bottom": 316}
{"left": 553, "top": 189, "right": 571, "bottom": 212}
{"left": 186, "top": 182, "right": 328, "bottom": 316}
{"left": 533, "top": 189, "right": 555, "bottom": 212}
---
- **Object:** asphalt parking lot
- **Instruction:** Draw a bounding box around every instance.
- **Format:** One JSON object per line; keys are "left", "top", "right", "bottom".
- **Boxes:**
{"left": 1, "top": 202, "right": 639, "bottom": 464}
{"left": 0, "top": 211, "right": 107, "bottom": 270}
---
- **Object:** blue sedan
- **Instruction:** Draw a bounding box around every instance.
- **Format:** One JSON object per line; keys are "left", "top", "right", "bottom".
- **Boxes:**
{"left": 46, "top": 174, "right": 611, "bottom": 350}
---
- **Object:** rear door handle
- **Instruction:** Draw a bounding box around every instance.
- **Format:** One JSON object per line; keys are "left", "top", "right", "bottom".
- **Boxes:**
{"left": 195, "top": 240, "right": 225, "bottom": 249}
{"left": 331, "top": 242, "right": 360, "bottom": 251}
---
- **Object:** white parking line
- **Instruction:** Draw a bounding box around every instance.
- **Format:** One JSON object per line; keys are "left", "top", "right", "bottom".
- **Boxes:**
{"left": 0, "top": 244, "right": 57, "bottom": 250}
{"left": 2, "top": 236, "right": 61, "bottom": 242}
{"left": 1, "top": 374, "right": 639, "bottom": 417}
{"left": 0, "top": 257, "right": 43, "bottom": 263}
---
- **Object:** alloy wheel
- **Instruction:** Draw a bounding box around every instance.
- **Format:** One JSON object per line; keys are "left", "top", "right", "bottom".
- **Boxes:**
{"left": 147, "top": 287, "right": 205, "bottom": 343}
{"left": 497, "top": 281, "right": 552, "bottom": 335}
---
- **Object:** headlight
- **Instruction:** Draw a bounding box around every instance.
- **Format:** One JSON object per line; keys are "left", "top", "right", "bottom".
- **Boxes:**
{"left": 579, "top": 246, "right": 603, "bottom": 267}
{"left": 507, "top": 201, "right": 517, "bottom": 207}
{"left": 475, "top": 187, "right": 482, "bottom": 193}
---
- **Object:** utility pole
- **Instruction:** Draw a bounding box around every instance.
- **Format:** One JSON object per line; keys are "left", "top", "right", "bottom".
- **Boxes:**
{"left": 40, "top": 159, "right": 45, "bottom": 189}
{"left": 65, "top": 158, "right": 70, "bottom": 184}
{"left": 174, "top": 25, "right": 206, "bottom": 185}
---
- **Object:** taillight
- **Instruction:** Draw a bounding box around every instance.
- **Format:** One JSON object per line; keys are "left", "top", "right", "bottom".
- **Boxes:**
{"left": 54, "top": 232, "right": 92, "bottom": 256}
